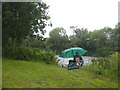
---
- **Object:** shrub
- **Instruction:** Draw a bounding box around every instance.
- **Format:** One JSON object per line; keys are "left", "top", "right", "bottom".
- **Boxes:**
{"left": 3, "top": 46, "right": 16, "bottom": 58}
{"left": 85, "top": 52, "right": 118, "bottom": 79}
{"left": 3, "top": 46, "right": 56, "bottom": 63}
{"left": 14, "top": 47, "right": 33, "bottom": 60}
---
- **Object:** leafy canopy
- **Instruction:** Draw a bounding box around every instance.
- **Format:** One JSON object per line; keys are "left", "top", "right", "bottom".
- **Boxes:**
{"left": 2, "top": 2, "right": 51, "bottom": 46}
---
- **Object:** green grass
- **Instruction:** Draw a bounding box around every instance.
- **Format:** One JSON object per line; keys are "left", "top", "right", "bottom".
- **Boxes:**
{"left": 2, "top": 58, "right": 118, "bottom": 88}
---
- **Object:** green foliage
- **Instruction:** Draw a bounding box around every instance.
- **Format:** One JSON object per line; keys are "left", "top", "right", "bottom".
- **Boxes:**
{"left": 43, "top": 25, "right": 118, "bottom": 57}
{"left": 2, "top": 2, "right": 51, "bottom": 47}
{"left": 46, "top": 27, "right": 69, "bottom": 54}
{"left": 62, "top": 26, "right": 118, "bottom": 57}
{"left": 3, "top": 46, "right": 55, "bottom": 63}
{"left": 85, "top": 52, "right": 118, "bottom": 79}
{"left": 40, "top": 51, "right": 55, "bottom": 63}
{"left": 14, "top": 47, "right": 33, "bottom": 60}
{"left": 23, "top": 36, "right": 46, "bottom": 49}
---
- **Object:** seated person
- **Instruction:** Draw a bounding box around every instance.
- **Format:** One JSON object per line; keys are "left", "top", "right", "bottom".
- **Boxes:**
{"left": 68, "top": 60, "right": 76, "bottom": 67}
{"left": 74, "top": 52, "right": 84, "bottom": 66}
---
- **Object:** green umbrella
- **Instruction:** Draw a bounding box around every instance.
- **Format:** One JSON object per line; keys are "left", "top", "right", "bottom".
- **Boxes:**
{"left": 59, "top": 47, "right": 87, "bottom": 58}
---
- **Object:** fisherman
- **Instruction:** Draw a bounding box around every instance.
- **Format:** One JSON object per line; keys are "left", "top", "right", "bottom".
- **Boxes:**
{"left": 74, "top": 52, "right": 84, "bottom": 66}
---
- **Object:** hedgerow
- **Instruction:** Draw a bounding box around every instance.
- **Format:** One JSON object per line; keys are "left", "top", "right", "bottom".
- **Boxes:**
{"left": 3, "top": 46, "right": 55, "bottom": 63}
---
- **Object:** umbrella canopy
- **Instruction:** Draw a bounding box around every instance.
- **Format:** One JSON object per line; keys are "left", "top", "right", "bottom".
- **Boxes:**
{"left": 59, "top": 47, "right": 87, "bottom": 58}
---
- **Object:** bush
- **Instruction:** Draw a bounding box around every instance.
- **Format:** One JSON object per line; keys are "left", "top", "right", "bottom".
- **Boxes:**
{"left": 3, "top": 46, "right": 16, "bottom": 58}
{"left": 14, "top": 47, "right": 33, "bottom": 60}
{"left": 85, "top": 52, "right": 118, "bottom": 79}
{"left": 3, "top": 46, "right": 56, "bottom": 63}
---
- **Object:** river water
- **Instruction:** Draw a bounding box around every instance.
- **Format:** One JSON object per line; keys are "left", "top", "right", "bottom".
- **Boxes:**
{"left": 55, "top": 55, "right": 97, "bottom": 66}
{"left": 81, "top": 56, "right": 97, "bottom": 65}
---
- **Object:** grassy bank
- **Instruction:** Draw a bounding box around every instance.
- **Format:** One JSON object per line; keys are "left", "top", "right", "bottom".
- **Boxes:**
{"left": 2, "top": 58, "right": 118, "bottom": 88}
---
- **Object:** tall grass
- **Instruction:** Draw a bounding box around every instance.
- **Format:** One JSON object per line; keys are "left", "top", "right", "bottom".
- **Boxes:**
{"left": 84, "top": 52, "right": 118, "bottom": 79}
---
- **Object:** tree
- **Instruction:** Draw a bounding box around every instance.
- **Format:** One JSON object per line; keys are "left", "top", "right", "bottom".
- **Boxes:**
{"left": 46, "top": 27, "right": 69, "bottom": 54}
{"left": 88, "top": 27, "right": 118, "bottom": 57}
{"left": 117, "top": 23, "right": 120, "bottom": 52}
{"left": 69, "top": 27, "right": 89, "bottom": 49}
{"left": 68, "top": 26, "right": 118, "bottom": 57}
{"left": 2, "top": 2, "right": 51, "bottom": 47}
{"left": 103, "top": 27, "right": 118, "bottom": 52}
{"left": 23, "top": 35, "right": 46, "bottom": 49}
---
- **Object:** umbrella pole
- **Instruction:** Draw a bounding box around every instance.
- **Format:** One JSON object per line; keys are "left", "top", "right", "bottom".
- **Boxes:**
{"left": 72, "top": 50, "right": 74, "bottom": 57}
